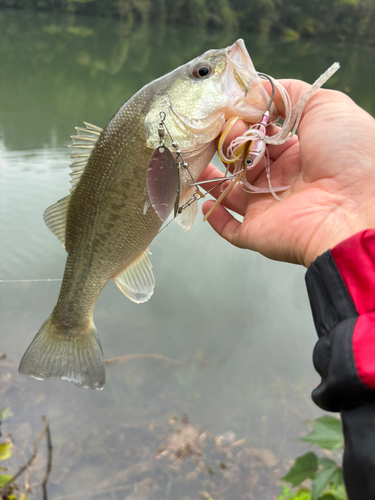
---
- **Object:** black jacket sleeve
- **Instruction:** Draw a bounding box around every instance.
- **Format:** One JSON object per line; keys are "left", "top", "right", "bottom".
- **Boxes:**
{"left": 306, "top": 230, "right": 375, "bottom": 500}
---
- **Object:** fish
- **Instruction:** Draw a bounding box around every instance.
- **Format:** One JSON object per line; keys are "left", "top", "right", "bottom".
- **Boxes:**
{"left": 19, "top": 39, "right": 275, "bottom": 390}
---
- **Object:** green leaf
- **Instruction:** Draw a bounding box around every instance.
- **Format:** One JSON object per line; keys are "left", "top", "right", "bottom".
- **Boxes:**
{"left": 0, "top": 443, "right": 12, "bottom": 461}
{"left": 321, "top": 484, "right": 347, "bottom": 499}
{"left": 318, "top": 458, "right": 337, "bottom": 469}
{"left": 0, "top": 407, "right": 13, "bottom": 421}
{"left": 311, "top": 466, "right": 342, "bottom": 500}
{"left": 296, "top": 493, "right": 312, "bottom": 500}
{"left": 0, "top": 473, "right": 13, "bottom": 486}
{"left": 317, "top": 458, "right": 343, "bottom": 487}
{"left": 278, "top": 485, "right": 294, "bottom": 499}
{"left": 282, "top": 452, "right": 318, "bottom": 487}
{"left": 277, "top": 486, "right": 312, "bottom": 500}
{"left": 301, "top": 416, "right": 344, "bottom": 450}
{"left": 329, "top": 467, "right": 344, "bottom": 486}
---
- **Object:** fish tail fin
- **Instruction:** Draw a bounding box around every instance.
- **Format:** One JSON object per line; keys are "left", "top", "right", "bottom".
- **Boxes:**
{"left": 18, "top": 315, "right": 105, "bottom": 390}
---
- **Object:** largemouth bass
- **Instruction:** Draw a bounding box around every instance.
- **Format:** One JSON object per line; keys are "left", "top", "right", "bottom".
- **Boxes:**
{"left": 19, "top": 39, "right": 274, "bottom": 390}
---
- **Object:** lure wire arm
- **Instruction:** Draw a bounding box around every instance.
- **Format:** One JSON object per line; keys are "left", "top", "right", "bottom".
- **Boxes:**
{"left": 157, "top": 111, "right": 203, "bottom": 217}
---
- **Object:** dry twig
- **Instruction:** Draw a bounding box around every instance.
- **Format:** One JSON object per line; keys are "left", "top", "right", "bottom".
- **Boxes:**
{"left": 0, "top": 415, "right": 53, "bottom": 499}
{"left": 105, "top": 353, "right": 182, "bottom": 366}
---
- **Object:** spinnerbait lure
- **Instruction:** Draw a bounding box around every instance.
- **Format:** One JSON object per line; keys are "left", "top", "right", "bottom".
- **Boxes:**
{"left": 196, "top": 62, "right": 341, "bottom": 220}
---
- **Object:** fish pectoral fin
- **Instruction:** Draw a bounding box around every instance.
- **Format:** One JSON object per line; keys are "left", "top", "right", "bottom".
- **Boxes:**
{"left": 114, "top": 248, "right": 155, "bottom": 303}
{"left": 143, "top": 191, "right": 151, "bottom": 215}
{"left": 43, "top": 195, "right": 70, "bottom": 248}
{"left": 174, "top": 186, "right": 198, "bottom": 232}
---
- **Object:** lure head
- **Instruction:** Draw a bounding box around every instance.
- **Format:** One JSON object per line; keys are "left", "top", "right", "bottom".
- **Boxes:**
{"left": 244, "top": 139, "right": 266, "bottom": 170}
{"left": 244, "top": 119, "right": 269, "bottom": 170}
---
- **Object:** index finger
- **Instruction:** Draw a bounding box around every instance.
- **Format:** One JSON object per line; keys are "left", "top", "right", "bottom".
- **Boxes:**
{"left": 262, "top": 78, "right": 312, "bottom": 119}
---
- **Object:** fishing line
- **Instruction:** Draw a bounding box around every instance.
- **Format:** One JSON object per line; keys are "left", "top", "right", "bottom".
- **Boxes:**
{"left": 0, "top": 279, "right": 62, "bottom": 283}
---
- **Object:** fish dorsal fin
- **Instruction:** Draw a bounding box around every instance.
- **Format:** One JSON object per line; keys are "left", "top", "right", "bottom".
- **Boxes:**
{"left": 175, "top": 186, "right": 198, "bottom": 231}
{"left": 69, "top": 121, "right": 103, "bottom": 193}
{"left": 114, "top": 248, "right": 155, "bottom": 303}
{"left": 43, "top": 195, "right": 70, "bottom": 247}
{"left": 43, "top": 122, "right": 103, "bottom": 247}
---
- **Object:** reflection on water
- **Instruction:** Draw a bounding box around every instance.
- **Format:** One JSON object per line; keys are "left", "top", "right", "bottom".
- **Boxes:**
{"left": 1, "top": 9, "right": 374, "bottom": 499}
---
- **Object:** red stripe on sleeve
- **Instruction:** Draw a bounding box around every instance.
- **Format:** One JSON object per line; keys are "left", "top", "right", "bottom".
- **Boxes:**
{"left": 331, "top": 230, "right": 375, "bottom": 314}
{"left": 353, "top": 313, "right": 375, "bottom": 389}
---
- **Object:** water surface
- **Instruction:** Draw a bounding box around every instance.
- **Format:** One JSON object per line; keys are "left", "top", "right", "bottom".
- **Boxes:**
{"left": 0, "top": 10, "right": 373, "bottom": 499}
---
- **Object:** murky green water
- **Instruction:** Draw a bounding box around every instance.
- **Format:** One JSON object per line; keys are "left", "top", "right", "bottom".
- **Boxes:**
{"left": 0, "top": 9, "right": 374, "bottom": 499}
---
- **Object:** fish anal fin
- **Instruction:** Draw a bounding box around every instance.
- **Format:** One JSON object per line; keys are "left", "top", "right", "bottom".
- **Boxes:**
{"left": 43, "top": 195, "right": 70, "bottom": 248}
{"left": 114, "top": 248, "right": 155, "bottom": 303}
{"left": 19, "top": 315, "right": 105, "bottom": 390}
{"left": 175, "top": 186, "right": 198, "bottom": 231}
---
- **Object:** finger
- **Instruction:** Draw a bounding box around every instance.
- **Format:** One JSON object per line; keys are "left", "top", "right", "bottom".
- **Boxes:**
{"left": 266, "top": 123, "right": 299, "bottom": 161}
{"left": 202, "top": 200, "right": 243, "bottom": 248}
{"left": 222, "top": 119, "right": 248, "bottom": 152}
{"left": 267, "top": 138, "right": 299, "bottom": 161}
{"left": 198, "top": 163, "right": 225, "bottom": 187}
{"left": 221, "top": 114, "right": 300, "bottom": 165}
{"left": 198, "top": 162, "right": 263, "bottom": 201}
{"left": 198, "top": 164, "right": 250, "bottom": 215}
{"left": 199, "top": 162, "right": 282, "bottom": 218}
{"left": 262, "top": 79, "right": 312, "bottom": 118}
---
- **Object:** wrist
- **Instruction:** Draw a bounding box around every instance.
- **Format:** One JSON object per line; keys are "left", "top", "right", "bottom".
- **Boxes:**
{"left": 306, "top": 223, "right": 375, "bottom": 267}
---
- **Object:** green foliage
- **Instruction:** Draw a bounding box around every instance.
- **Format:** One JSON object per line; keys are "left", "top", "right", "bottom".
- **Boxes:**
{"left": 278, "top": 416, "right": 347, "bottom": 500}
{"left": 278, "top": 485, "right": 311, "bottom": 499}
{"left": 282, "top": 28, "right": 300, "bottom": 42}
{"left": 0, "top": 443, "right": 12, "bottom": 461}
{"left": 282, "top": 452, "right": 318, "bottom": 486}
{"left": 0, "top": 408, "right": 29, "bottom": 500}
{"left": 0, "top": 407, "right": 13, "bottom": 421}
{"left": 0, "top": 407, "right": 13, "bottom": 491}
{"left": 0, "top": 473, "right": 13, "bottom": 486}
{"left": 301, "top": 416, "right": 344, "bottom": 450}
{"left": 0, "top": 0, "right": 374, "bottom": 45}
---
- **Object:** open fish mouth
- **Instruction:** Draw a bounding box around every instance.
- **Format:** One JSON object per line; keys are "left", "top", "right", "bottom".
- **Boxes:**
{"left": 224, "top": 39, "right": 278, "bottom": 122}
{"left": 227, "top": 39, "right": 254, "bottom": 71}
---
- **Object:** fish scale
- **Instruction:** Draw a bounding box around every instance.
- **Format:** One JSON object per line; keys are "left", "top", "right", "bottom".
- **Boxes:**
{"left": 19, "top": 39, "right": 275, "bottom": 389}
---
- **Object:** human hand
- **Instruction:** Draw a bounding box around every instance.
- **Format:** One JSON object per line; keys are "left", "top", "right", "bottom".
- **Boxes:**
{"left": 200, "top": 80, "right": 375, "bottom": 267}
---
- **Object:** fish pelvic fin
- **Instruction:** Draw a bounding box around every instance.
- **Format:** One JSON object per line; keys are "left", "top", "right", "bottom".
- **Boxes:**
{"left": 19, "top": 315, "right": 105, "bottom": 390}
{"left": 114, "top": 248, "right": 155, "bottom": 303}
{"left": 175, "top": 186, "right": 198, "bottom": 231}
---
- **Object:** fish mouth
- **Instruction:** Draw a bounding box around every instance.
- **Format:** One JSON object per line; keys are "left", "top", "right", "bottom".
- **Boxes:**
{"left": 224, "top": 39, "right": 278, "bottom": 122}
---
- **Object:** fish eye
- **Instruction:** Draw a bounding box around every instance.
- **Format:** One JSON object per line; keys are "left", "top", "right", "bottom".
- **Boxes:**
{"left": 191, "top": 61, "right": 213, "bottom": 79}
